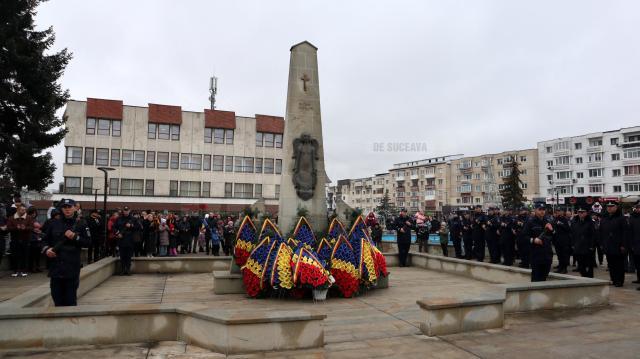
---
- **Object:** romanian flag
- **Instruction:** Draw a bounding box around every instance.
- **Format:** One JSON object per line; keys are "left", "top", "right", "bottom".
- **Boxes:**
{"left": 234, "top": 216, "right": 257, "bottom": 267}
{"left": 330, "top": 235, "right": 360, "bottom": 297}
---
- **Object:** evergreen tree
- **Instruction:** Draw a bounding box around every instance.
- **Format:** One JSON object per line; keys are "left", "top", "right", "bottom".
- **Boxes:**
{"left": 375, "top": 193, "right": 397, "bottom": 228}
{"left": 0, "top": 0, "right": 72, "bottom": 199}
{"left": 500, "top": 161, "right": 526, "bottom": 209}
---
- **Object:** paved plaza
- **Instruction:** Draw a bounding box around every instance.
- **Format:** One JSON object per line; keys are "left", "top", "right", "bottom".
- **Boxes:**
{"left": 1, "top": 258, "right": 640, "bottom": 358}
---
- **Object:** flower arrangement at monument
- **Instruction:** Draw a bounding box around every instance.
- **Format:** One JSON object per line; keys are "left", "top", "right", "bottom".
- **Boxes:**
{"left": 237, "top": 215, "right": 388, "bottom": 299}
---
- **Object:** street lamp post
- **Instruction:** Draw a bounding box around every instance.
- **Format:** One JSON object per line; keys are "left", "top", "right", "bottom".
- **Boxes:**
{"left": 97, "top": 167, "right": 115, "bottom": 243}
{"left": 94, "top": 189, "right": 99, "bottom": 211}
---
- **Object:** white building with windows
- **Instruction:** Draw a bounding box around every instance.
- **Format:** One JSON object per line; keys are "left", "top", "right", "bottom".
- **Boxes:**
{"left": 57, "top": 98, "right": 285, "bottom": 214}
{"left": 538, "top": 126, "right": 640, "bottom": 204}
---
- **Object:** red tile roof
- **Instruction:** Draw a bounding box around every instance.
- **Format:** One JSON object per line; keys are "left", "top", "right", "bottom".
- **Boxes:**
{"left": 148, "top": 103, "right": 182, "bottom": 124}
{"left": 255, "top": 114, "right": 285, "bottom": 134}
{"left": 86, "top": 98, "right": 123, "bottom": 120}
{"left": 204, "top": 109, "right": 236, "bottom": 129}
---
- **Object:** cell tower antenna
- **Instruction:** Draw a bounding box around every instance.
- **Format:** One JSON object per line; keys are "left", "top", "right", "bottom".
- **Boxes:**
{"left": 209, "top": 76, "right": 218, "bottom": 109}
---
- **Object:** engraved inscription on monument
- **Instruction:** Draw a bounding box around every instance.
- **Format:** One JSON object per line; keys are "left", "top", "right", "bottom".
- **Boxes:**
{"left": 292, "top": 134, "right": 319, "bottom": 201}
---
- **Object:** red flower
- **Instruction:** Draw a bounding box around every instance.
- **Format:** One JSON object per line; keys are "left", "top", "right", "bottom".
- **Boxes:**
{"left": 234, "top": 247, "right": 251, "bottom": 267}
{"left": 241, "top": 268, "right": 262, "bottom": 297}
{"left": 331, "top": 269, "right": 359, "bottom": 297}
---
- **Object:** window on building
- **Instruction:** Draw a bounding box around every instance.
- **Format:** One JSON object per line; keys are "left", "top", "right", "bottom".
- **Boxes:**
{"left": 202, "top": 182, "right": 211, "bottom": 197}
{"left": 588, "top": 168, "right": 603, "bottom": 177}
{"left": 179, "top": 181, "right": 201, "bottom": 197}
{"left": 213, "top": 155, "right": 224, "bottom": 171}
{"left": 520, "top": 156, "right": 527, "bottom": 162}
{"left": 255, "top": 184, "right": 262, "bottom": 198}
{"left": 275, "top": 134, "right": 283, "bottom": 148}
{"left": 84, "top": 147, "right": 94, "bottom": 165}
{"left": 112, "top": 120, "right": 121, "bottom": 137}
{"left": 157, "top": 152, "right": 169, "bottom": 169}
{"left": 255, "top": 158, "right": 263, "bottom": 173}
{"left": 224, "top": 183, "right": 233, "bottom": 198}
{"left": 146, "top": 151, "right": 155, "bottom": 168}
{"left": 588, "top": 137, "right": 603, "bottom": 147}
{"left": 109, "top": 178, "right": 119, "bottom": 195}
{"left": 575, "top": 157, "right": 583, "bottom": 164}
{"left": 169, "top": 180, "right": 178, "bottom": 196}
{"left": 275, "top": 159, "right": 282, "bottom": 174}
{"left": 110, "top": 149, "right": 120, "bottom": 166}
{"left": 96, "top": 148, "right": 109, "bottom": 166}
{"left": 97, "top": 119, "right": 111, "bottom": 136}
{"left": 577, "top": 187, "right": 584, "bottom": 194}
{"left": 588, "top": 152, "right": 603, "bottom": 162}
{"left": 158, "top": 124, "right": 170, "bottom": 140}
{"left": 624, "top": 148, "right": 640, "bottom": 159}
{"left": 611, "top": 138, "right": 619, "bottom": 146}
{"left": 613, "top": 185, "right": 622, "bottom": 193}
{"left": 86, "top": 118, "right": 96, "bottom": 135}
{"left": 256, "top": 132, "right": 263, "bottom": 147}
{"left": 170, "top": 152, "right": 179, "bottom": 169}
{"left": 275, "top": 184, "right": 280, "bottom": 198}
{"left": 214, "top": 129, "right": 225, "bottom": 144}
{"left": 225, "top": 129, "right": 234, "bottom": 144}
{"left": 589, "top": 184, "right": 604, "bottom": 193}
{"left": 225, "top": 156, "right": 234, "bottom": 172}
{"left": 553, "top": 141, "right": 570, "bottom": 151}
{"left": 521, "top": 183, "right": 528, "bottom": 189}
{"left": 203, "top": 155, "right": 211, "bottom": 171}
{"left": 145, "top": 180, "right": 154, "bottom": 196}
{"left": 625, "top": 165, "right": 640, "bottom": 176}
{"left": 64, "top": 177, "right": 81, "bottom": 194}
{"left": 148, "top": 123, "right": 157, "bottom": 139}
{"left": 626, "top": 183, "right": 640, "bottom": 192}
{"left": 170, "top": 125, "right": 180, "bottom": 141}
{"left": 555, "top": 156, "right": 570, "bottom": 165}
{"left": 234, "top": 157, "right": 254, "bottom": 173}
{"left": 264, "top": 133, "right": 274, "bottom": 147}
{"left": 576, "top": 172, "right": 584, "bottom": 178}
{"left": 626, "top": 134, "right": 640, "bottom": 143}
{"left": 547, "top": 175, "right": 553, "bottom": 181}
{"left": 120, "top": 179, "right": 144, "bottom": 195}
{"left": 204, "top": 128, "right": 212, "bottom": 143}
{"left": 546, "top": 160, "right": 553, "bottom": 167}
{"left": 234, "top": 183, "right": 253, "bottom": 198}
{"left": 66, "top": 147, "right": 82, "bottom": 164}
{"left": 612, "top": 169, "right": 621, "bottom": 177}
{"left": 575, "top": 142, "right": 582, "bottom": 150}
{"left": 264, "top": 158, "right": 274, "bottom": 174}
{"left": 612, "top": 153, "right": 620, "bottom": 161}
{"left": 122, "top": 150, "right": 145, "bottom": 167}
{"left": 546, "top": 146, "right": 552, "bottom": 153}
{"left": 180, "top": 153, "right": 202, "bottom": 170}
{"left": 82, "top": 177, "right": 93, "bottom": 195}
{"left": 556, "top": 171, "right": 572, "bottom": 179}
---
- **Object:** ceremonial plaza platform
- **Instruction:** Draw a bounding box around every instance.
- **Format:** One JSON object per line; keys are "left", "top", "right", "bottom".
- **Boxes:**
{"left": 0, "top": 251, "right": 618, "bottom": 358}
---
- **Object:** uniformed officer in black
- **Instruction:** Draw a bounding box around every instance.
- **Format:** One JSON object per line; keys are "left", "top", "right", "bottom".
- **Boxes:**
{"left": 571, "top": 206, "right": 596, "bottom": 278}
{"left": 500, "top": 209, "right": 516, "bottom": 266}
{"left": 485, "top": 207, "right": 502, "bottom": 264}
{"left": 552, "top": 207, "right": 572, "bottom": 274}
{"left": 515, "top": 208, "right": 530, "bottom": 268}
{"left": 628, "top": 201, "right": 640, "bottom": 288}
{"left": 461, "top": 211, "right": 474, "bottom": 260}
{"left": 114, "top": 206, "right": 142, "bottom": 275}
{"left": 471, "top": 205, "right": 487, "bottom": 262}
{"left": 523, "top": 203, "right": 554, "bottom": 282}
{"left": 43, "top": 198, "right": 90, "bottom": 306}
{"left": 393, "top": 208, "right": 413, "bottom": 267}
{"left": 600, "top": 200, "right": 628, "bottom": 287}
{"left": 449, "top": 212, "right": 464, "bottom": 258}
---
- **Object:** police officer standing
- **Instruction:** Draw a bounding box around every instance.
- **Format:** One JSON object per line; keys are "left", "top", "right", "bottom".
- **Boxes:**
{"left": 461, "top": 211, "right": 474, "bottom": 260}
{"left": 524, "top": 203, "right": 554, "bottom": 282}
{"left": 515, "top": 208, "right": 530, "bottom": 268}
{"left": 500, "top": 209, "right": 516, "bottom": 266}
{"left": 599, "top": 200, "right": 628, "bottom": 287}
{"left": 449, "top": 212, "right": 464, "bottom": 259}
{"left": 571, "top": 207, "right": 596, "bottom": 278}
{"left": 485, "top": 207, "right": 502, "bottom": 264}
{"left": 552, "top": 207, "right": 572, "bottom": 274}
{"left": 114, "top": 206, "right": 141, "bottom": 275}
{"left": 43, "top": 199, "right": 90, "bottom": 306}
{"left": 393, "top": 208, "right": 413, "bottom": 267}
{"left": 471, "top": 205, "right": 487, "bottom": 262}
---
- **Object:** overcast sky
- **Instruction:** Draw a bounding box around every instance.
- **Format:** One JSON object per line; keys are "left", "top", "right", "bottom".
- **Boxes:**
{"left": 36, "top": 0, "right": 640, "bottom": 189}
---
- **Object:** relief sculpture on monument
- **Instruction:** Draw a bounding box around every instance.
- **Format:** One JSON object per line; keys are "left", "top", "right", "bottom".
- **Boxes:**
{"left": 292, "top": 134, "right": 319, "bottom": 200}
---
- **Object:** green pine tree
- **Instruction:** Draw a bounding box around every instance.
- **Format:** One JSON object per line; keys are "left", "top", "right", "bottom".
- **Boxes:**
{"left": 0, "top": 0, "right": 72, "bottom": 200}
{"left": 500, "top": 161, "right": 526, "bottom": 209}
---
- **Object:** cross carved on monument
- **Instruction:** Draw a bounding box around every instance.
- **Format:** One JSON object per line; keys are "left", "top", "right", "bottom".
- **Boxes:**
{"left": 300, "top": 74, "right": 310, "bottom": 92}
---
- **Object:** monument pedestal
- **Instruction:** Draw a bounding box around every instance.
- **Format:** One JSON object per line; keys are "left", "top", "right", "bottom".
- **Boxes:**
{"left": 213, "top": 260, "right": 244, "bottom": 295}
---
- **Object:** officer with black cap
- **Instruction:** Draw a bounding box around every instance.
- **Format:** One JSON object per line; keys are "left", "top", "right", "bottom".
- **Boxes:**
{"left": 471, "top": 205, "right": 487, "bottom": 262}
{"left": 43, "top": 198, "right": 90, "bottom": 306}
{"left": 515, "top": 206, "right": 530, "bottom": 268}
{"left": 552, "top": 206, "right": 572, "bottom": 274}
{"left": 114, "top": 206, "right": 142, "bottom": 275}
{"left": 449, "top": 211, "right": 464, "bottom": 259}
{"left": 393, "top": 208, "right": 413, "bottom": 267}
{"left": 461, "top": 210, "right": 474, "bottom": 260}
{"left": 485, "top": 206, "right": 502, "bottom": 264}
{"left": 600, "top": 199, "right": 629, "bottom": 287}
{"left": 499, "top": 208, "right": 516, "bottom": 266}
{"left": 629, "top": 200, "right": 640, "bottom": 288}
{"left": 523, "top": 203, "right": 554, "bottom": 281}
{"left": 571, "top": 206, "right": 596, "bottom": 278}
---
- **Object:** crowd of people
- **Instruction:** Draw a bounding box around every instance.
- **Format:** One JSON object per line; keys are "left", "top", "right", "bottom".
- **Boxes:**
{"left": 387, "top": 200, "right": 640, "bottom": 285}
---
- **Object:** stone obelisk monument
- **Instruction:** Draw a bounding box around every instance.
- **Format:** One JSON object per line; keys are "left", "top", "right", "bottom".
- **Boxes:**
{"left": 278, "top": 41, "right": 327, "bottom": 234}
